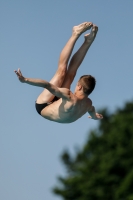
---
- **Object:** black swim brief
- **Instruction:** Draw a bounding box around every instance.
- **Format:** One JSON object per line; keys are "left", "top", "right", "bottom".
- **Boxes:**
{"left": 35, "top": 96, "right": 59, "bottom": 115}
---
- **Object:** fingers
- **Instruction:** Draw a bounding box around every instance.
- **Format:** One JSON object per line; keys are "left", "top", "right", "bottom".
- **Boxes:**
{"left": 88, "top": 114, "right": 103, "bottom": 120}
{"left": 14, "top": 68, "right": 25, "bottom": 83}
{"left": 14, "top": 70, "right": 19, "bottom": 76}
{"left": 14, "top": 71, "right": 20, "bottom": 78}
{"left": 18, "top": 68, "right": 22, "bottom": 75}
{"left": 88, "top": 116, "right": 92, "bottom": 119}
{"left": 97, "top": 114, "right": 103, "bottom": 119}
{"left": 14, "top": 68, "right": 22, "bottom": 77}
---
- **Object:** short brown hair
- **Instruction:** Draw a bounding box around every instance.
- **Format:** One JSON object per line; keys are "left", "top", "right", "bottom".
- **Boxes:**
{"left": 78, "top": 75, "right": 96, "bottom": 95}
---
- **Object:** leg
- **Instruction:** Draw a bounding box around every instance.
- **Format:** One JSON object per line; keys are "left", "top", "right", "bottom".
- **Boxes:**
{"left": 36, "top": 22, "right": 93, "bottom": 103}
{"left": 62, "top": 25, "right": 98, "bottom": 89}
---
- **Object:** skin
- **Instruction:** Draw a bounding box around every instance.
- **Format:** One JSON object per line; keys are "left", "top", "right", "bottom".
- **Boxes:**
{"left": 14, "top": 22, "right": 103, "bottom": 123}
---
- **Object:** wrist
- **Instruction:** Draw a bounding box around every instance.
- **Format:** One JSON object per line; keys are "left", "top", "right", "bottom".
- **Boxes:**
{"left": 24, "top": 77, "right": 28, "bottom": 83}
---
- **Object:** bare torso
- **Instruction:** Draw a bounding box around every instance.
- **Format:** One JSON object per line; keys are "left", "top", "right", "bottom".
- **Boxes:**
{"left": 40, "top": 92, "right": 92, "bottom": 123}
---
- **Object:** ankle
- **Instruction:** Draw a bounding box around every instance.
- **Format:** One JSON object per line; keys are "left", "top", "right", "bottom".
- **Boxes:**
{"left": 84, "top": 35, "right": 94, "bottom": 44}
{"left": 83, "top": 39, "right": 92, "bottom": 46}
{"left": 72, "top": 32, "right": 79, "bottom": 39}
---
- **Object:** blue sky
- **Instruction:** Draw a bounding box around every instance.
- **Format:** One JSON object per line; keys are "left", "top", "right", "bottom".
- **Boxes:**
{"left": 0, "top": 1, "right": 133, "bottom": 200}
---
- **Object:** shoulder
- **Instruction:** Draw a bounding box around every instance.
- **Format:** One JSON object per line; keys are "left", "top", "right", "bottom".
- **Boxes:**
{"left": 59, "top": 88, "right": 73, "bottom": 101}
{"left": 87, "top": 97, "right": 92, "bottom": 105}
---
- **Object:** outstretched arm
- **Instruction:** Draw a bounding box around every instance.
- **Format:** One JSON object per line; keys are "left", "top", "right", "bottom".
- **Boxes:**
{"left": 14, "top": 69, "right": 71, "bottom": 100}
{"left": 88, "top": 105, "right": 103, "bottom": 120}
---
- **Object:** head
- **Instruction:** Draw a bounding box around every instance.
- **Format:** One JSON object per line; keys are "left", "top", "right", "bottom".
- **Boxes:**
{"left": 75, "top": 75, "right": 96, "bottom": 96}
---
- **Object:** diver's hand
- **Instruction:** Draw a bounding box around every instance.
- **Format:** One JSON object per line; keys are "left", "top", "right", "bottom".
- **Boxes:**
{"left": 88, "top": 113, "right": 103, "bottom": 120}
{"left": 14, "top": 68, "right": 26, "bottom": 83}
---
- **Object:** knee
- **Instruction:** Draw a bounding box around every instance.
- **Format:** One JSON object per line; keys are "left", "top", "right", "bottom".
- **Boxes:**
{"left": 68, "top": 70, "right": 76, "bottom": 78}
{"left": 57, "top": 66, "right": 67, "bottom": 77}
{"left": 58, "top": 63, "right": 67, "bottom": 71}
{"left": 67, "top": 71, "right": 76, "bottom": 81}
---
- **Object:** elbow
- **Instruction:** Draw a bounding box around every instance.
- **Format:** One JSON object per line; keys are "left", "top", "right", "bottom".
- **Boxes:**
{"left": 44, "top": 81, "right": 50, "bottom": 88}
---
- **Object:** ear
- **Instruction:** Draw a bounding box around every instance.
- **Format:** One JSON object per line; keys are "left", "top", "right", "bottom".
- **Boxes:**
{"left": 78, "top": 84, "right": 83, "bottom": 90}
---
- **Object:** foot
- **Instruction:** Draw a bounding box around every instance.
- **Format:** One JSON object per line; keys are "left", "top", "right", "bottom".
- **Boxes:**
{"left": 73, "top": 22, "right": 93, "bottom": 36}
{"left": 84, "top": 25, "right": 98, "bottom": 43}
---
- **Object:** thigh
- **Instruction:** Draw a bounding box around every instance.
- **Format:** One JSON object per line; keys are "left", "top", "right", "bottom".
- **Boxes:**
{"left": 62, "top": 71, "right": 76, "bottom": 89}
{"left": 36, "top": 68, "right": 66, "bottom": 104}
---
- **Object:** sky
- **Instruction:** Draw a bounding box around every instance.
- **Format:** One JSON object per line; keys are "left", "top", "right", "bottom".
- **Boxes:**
{"left": 0, "top": 1, "right": 133, "bottom": 200}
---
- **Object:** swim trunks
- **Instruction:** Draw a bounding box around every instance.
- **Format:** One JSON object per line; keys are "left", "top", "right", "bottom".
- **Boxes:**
{"left": 35, "top": 96, "right": 59, "bottom": 115}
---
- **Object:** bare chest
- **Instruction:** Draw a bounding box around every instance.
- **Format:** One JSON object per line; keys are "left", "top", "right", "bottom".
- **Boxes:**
{"left": 41, "top": 98, "right": 90, "bottom": 123}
